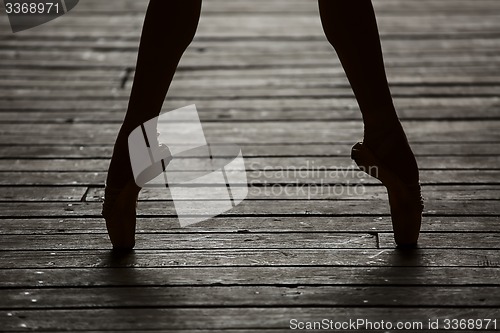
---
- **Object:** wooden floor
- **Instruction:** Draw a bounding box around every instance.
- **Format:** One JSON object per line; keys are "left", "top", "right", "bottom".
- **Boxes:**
{"left": 1, "top": 0, "right": 500, "bottom": 331}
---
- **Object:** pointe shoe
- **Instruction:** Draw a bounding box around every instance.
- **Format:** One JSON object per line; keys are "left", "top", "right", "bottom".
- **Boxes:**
{"left": 102, "top": 181, "right": 141, "bottom": 250}
{"left": 102, "top": 143, "right": 172, "bottom": 250}
{"left": 351, "top": 142, "right": 424, "bottom": 247}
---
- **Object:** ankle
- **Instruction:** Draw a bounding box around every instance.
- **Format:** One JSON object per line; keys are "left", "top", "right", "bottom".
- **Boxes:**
{"left": 363, "top": 124, "right": 420, "bottom": 185}
{"left": 363, "top": 120, "right": 405, "bottom": 152}
{"left": 106, "top": 150, "right": 135, "bottom": 189}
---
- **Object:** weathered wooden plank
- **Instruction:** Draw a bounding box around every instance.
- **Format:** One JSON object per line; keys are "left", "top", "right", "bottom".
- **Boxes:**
{"left": 3, "top": 14, "right": 500, "bottom": 37}
{"left": 0, "top": 200, "right": 497, "bottom": 218}
{"left": 2, "top": 67, "right": 500, "bottom": 89}
{"left": 85, "top": 185, "right": 500, "bottom": 201}
{"left": 3, "top": 38, "right": 500, "bottom": 56}
{"left": 1, "top": 216, "right": 500, "bottom": 235}
{"left": 0, "top": 68, "right": 121, "bottom": 80}
{"left": 0, "top": 187, "right": 86, "bottom": 202}
{"left": 2, "top": 36, "right": 499, "bottom": 55}
{"left": 1, "top": 266, "right": 499, "bottom": 287}
{"left": 0, "top": 79, "right": 117, "bottom": 89}
{"left": 379, "top": 233, "right": 500, "bottom": 249}
{"left": 0, "top": 186, "right": 92, "bottom": 202}
{"left": 3, "top": 49, "right": 500, "bottom": 69}
{"left": 0, "top": 143, "right": 498, "bottom": 158}
{"left": 1, "top": 57, "right": 500, "bottom": 80}
{"left": 1, "top": 232, "right": 498, "bottom": 251}
{"left": 1, "top": 286, "right": 499, "bottom": 309}
{"left": 0, "top": 170, "right": 499, "bottom": 186}
{"left": 2, "top": 107, "right": 500, "bottom": 123}
{"left": 0, "top": 61, "right": 498, "bottom": 77}
{"left": 59, "top": 0, "right": 500, "bottom": 14}
{"left": 3, "top": 68, "right": 500, "bottom": 85}
{"left": 0, "top": 121, "right": 499, "bottom": 145}
{"left": 3, "top": 46, "right": 500, "bottom": 70}
{"left": 1, "top": 85, "right": 499, "bottom": 100}
{"left": 163, "top": 185, "right": 500, "bottom": 201}
{"left": 0, "top": 249, "right": 498, "bottom": 269}
{"left": 0, "top": 171, "right": 106, "bottom": 186}
{"left": 2, "top": 96, "right": 497, "bottom": 113}
{"left": 0, "top": 156, "right": 498, "bottom": 172}
{"left": 0, "top": 233, "right": 376, "bottom": 251}
{"left": 0, "top": 307, "right": 498, "bottom": 331}
{"left": 49, "top": 0, "right": 500, "bottom": 14}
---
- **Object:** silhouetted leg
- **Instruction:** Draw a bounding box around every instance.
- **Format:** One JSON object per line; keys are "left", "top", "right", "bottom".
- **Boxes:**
{"left": 106, "top": 0, "right": 202, "bottom": 188}
{"left": 318, "top": 0, "right": 418, "bottom": 185}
